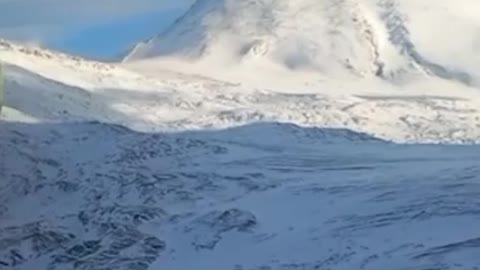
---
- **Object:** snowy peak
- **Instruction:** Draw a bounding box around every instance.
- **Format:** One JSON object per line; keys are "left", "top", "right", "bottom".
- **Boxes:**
{"left": 126, "top": 0, "right": 389, "bottom": 76}
{"left": 125, "top": 0, "right": 479, "bottom": 84}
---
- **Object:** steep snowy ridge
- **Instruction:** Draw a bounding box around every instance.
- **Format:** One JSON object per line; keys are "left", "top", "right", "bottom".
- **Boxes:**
{"left": 125, "top": 0, "right": 480, "bottom": 85}
{"left": 376, "top": 0, "right": 473, "bottom": 84}
{"left": 126, "top": 0, "right": 396, "bottom": 77}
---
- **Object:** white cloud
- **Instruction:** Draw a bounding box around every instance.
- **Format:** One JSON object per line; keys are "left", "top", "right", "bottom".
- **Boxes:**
{"left": 0, "top": 0, "right": 194, "bottom": 43}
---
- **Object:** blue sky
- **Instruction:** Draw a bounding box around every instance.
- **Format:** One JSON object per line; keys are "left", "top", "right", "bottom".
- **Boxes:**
{"left": 50, "top": 9, "right": 186, "bottom": 60}
{"left": 0, "top": 0, "right": 193, "bottom": 59}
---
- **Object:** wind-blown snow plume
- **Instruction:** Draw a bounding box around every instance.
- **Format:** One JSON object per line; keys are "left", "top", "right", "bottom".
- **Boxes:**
{"left": 125, "top": 0, "right": 480, "bottom": 85}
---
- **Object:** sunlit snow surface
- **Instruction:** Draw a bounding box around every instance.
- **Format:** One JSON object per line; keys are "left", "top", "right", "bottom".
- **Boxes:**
{"left": 2, "top": 0, "right": 480, "bottom": 268}
{"left": 1, "top": 122, "right": 480, "bottom": 270}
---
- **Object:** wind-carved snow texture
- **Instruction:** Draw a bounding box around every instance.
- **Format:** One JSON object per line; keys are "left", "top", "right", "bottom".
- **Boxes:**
{"left": 377, "top": 0, "right": 473, "bottom": 85}
{"left": 125, "top": 0, "right": 479, "bottom": 86}
{"left": 2, "top": 122, "right": 480, "bottom": 270}
{"left": 126, "top": 0, "right": 389, "bottom": 77}
{"left": 347, "top": 1, "right": 385, "bottom": 77}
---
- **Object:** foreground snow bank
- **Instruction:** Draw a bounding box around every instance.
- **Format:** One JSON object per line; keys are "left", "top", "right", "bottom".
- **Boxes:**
{"left": 2, "top": 121, "right": 480, "bottom": 269}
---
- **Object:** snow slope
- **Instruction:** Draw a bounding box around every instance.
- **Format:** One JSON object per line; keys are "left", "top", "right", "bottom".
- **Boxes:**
{"left": 2, "top": 121, "right": 480, "bottom": 270}
{"left": 2, "top": 39, "right": 480, "bottom": 143}
{"left": 125, "top": 0, "right": 480, "bottom": 86}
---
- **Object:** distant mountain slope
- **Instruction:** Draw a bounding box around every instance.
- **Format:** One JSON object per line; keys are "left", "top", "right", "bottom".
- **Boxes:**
{"left": 2, "top": 38, "right": 480, "bottom": 143}
{"left": 125, "top": 0, "right": 480, "bottom": 85}
{"left": 125, "top": 0, "right": 398, "bottom": 77}
{"left": 0, "top": 39, "right": 193, "bottom": 129}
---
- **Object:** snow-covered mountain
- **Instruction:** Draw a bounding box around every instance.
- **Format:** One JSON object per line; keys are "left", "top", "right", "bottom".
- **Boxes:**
{"left": 2, "top": 38, "right": 480, "bottom": 143}
{"left": 125, "top": 0, "right": 480, "bottom": 86}
{"left": 2, "top": 1, "right": 480, "bottom": 269}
